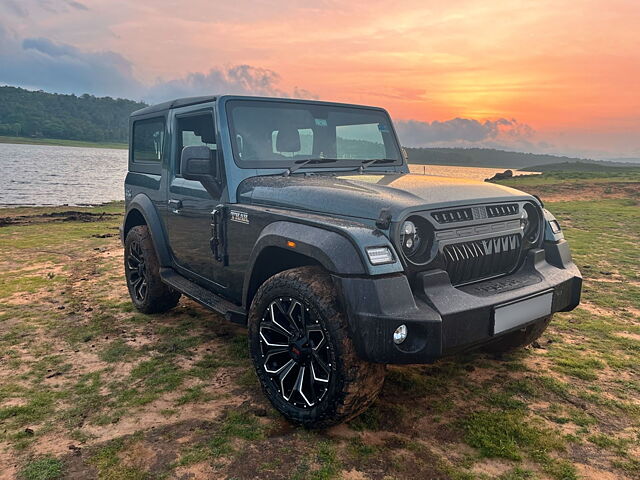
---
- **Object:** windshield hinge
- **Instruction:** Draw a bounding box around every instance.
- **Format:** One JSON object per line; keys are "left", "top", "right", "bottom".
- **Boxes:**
{"left": 375, "top": 208, "right": 392, "bottom": 230}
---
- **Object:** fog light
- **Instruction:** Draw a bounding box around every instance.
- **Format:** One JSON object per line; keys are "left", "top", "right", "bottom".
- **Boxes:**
{"left": 393, "top": 324, "right": 408, "bottom": 344}
{"left": 366, "top": 246, "right": 394, "bottom": 265}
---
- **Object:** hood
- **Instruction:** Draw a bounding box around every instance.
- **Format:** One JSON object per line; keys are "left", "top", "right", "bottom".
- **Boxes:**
{"left": 237, "top": 172, "right": 534, "bottom": 220}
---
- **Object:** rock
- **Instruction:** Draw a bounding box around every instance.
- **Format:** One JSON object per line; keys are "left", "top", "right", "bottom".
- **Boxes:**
{"left": 485, "top": 169, "right": 514, "bottom": 182}
{"left": 24, "top": 428, "right": 34, "bottom": 436}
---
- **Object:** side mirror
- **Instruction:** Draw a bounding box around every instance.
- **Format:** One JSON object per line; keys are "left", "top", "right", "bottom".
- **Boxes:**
{"left": 181, "top": 146, "right": 215, "bottom": 180}
{"left": 180, "top": 145, "right": 221, "bottom": 197}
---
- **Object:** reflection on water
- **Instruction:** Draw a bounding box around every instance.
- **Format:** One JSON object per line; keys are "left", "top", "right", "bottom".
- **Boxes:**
{"left": 0, "top": 143, "right": 128, "bottom": 207}
{"left": 0, "top": 143, "right": 537, "bottom": 207}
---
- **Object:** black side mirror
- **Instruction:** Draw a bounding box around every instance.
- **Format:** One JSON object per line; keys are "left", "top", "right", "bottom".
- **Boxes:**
{"left": 180, "top": 145, "right": 220, "bottom": 197}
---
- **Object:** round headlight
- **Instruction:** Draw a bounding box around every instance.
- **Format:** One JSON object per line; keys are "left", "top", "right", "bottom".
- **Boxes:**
{"left": 522, "top": 203, "right": 541, "bottom": 243}
{"left": 520, "top": 208, "right": 529, "bottom": 232}
{"left": 400, "top": 220, "right": 420, "bottom": 256}
{"left": 398, "top": 216, "right": 433, "bottom": 264}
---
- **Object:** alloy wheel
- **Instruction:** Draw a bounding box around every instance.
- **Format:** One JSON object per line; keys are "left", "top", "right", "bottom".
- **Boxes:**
{"left": 126, "top": 241, "right": 148, "bottom": 302}
{"left": 259, "top": 297, "right": 332, "bottom": 409}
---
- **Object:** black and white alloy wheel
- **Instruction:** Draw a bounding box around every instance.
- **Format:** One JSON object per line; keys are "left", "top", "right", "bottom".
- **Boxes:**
{"left": 126, "top": 239, "right": 148, "bottom": 303}
{"left": 259, "top": 297, "right": 332, "bottom": 409}
{"left": 248, "top": 266, "right": 386, "bottom": 428}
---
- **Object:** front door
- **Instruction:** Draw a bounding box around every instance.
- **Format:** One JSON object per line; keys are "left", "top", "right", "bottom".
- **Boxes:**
{"left": 165, "top": 109, "right": 223, "bottom": 288}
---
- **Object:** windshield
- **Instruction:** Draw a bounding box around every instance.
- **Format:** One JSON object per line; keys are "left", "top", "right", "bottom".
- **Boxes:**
{"left": 226, "top": 99, "right": 402, "bottom": 168}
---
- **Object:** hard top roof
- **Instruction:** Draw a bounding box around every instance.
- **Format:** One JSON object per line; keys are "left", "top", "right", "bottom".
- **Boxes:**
{"left": 131, "top": 96, "right": 217, "bottom": 117}
{"left": 130, "top": 95, "right": 385, "bottom": 117}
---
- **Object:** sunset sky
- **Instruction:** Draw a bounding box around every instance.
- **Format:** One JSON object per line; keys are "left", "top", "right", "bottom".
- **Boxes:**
{"left": 1, "top": 0, "right": 639, "bottom": 159}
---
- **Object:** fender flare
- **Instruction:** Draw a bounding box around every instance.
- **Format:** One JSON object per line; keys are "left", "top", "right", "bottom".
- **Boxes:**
{"left": 123, "top": 194, "right": 172, "bottom": 267}
{"left": 242, "top": 221, "right": 367, "bottom": 307}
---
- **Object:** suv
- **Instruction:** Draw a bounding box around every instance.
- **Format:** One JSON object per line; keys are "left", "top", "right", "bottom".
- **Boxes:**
{"left": 121, "top": 95, "right": 581, "bottom": 428}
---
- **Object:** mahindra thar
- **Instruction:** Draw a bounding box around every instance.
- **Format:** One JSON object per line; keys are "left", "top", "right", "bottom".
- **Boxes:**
{"left": 121, "top": 95, "right": 582, "bottom": 428}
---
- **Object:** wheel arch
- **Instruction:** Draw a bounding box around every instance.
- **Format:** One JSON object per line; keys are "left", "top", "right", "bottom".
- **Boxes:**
{"left": 242, "top": 221, "right": 367, "bottom": 309}
{"left": 122, "top": 194, "right": 172, "bottom": 267}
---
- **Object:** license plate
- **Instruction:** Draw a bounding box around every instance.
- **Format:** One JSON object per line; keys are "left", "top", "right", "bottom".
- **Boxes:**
{"left": 493, "top": 292, "right": 553, "bottom": 335}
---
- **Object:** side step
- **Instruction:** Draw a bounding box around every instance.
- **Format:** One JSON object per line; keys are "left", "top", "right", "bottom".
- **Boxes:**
{"left": 160, "top": 268, "right": 247, "bottom": 325}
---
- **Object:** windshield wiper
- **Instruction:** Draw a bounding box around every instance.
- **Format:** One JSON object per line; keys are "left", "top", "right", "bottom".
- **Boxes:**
{"left": 284, "top": 158, "right": 338, "bottom": 176}
{"left": 359, "top": 158, "right": 396, "bottom": 173}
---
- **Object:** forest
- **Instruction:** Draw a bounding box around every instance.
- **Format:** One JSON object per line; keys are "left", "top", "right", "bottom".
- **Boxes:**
{"left": 0, "top": 86, "right": 146, "bottom": 143}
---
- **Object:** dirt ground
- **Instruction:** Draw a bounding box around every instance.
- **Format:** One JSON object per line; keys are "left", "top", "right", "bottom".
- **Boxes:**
{"left": 0, "top": 181, "right": 639, "bottom": 479}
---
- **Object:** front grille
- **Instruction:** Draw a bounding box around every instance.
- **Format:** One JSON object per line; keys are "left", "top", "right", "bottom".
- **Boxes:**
{"left": 432, "top": 207, "right": 473, "bottom": 224}
{"left": 443, "top": 233, "right": 522, "bottom": 285}
{"left": 486, "top": 203, "right": 519, "bottom": 218}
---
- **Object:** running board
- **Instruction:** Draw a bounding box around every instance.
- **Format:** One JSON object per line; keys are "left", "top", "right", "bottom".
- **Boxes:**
{"left": 160, "top": 268, "right": 246, "bottom": 325}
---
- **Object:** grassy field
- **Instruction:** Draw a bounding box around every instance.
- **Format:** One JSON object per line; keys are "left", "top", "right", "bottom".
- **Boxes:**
{"left": 0, "top": 136, "right": 127, "bottom": 150}
{"left": 0, "top": 175, "right": 638, "bottom": 479}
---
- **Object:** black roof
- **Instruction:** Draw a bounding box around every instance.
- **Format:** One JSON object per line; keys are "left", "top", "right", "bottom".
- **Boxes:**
{"left": 131, "top": 96, "right": 217, "bottom": 117}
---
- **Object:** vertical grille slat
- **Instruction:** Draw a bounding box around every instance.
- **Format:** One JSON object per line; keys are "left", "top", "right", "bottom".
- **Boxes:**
{"left": 486, "top": 203, "right": 519, "bottom": 218}
{"left": 442, "top": 233, "right": 522, "bottom": 285}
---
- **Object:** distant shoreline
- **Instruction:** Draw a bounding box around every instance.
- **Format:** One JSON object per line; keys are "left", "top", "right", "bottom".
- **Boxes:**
{"left": 0, "top": 135, "right": 127, "bottom": 150}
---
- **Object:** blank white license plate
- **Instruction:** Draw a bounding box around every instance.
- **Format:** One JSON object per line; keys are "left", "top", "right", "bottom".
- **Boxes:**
{"left": 493, "top": 292, "right": 553, "bottom": 335}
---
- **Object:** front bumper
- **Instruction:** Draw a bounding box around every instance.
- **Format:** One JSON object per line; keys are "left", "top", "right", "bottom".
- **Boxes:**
{"left": 334, "top": 239, "right": 582, "bottom": 364}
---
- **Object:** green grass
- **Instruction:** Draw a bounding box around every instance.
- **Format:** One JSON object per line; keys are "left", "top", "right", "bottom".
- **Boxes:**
{"left": 461, "top": 410, "right": 564, "bottom": 461}
{"left": 90, "top": 438, "right": 148, "bottom": 480}
{"left": 19, "top": 456, "right": 64, "bottom": 480}
{"left": 177, "top": 410, "right": 266, "bottom": 466}
{"left": 0, "top": 135, "right": 127, "bottom": 149}
{"left": 2, "top": 175, "right": 639, "bottom": 479}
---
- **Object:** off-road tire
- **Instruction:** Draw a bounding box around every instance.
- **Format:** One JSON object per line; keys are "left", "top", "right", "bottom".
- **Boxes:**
{"left": 248, "top": 266, "right": 386, "bottom": 428}
{"left": 483, "top": 315, "right": 553, "bottom": 354}
{"left": 124, "top": 225, "right": 181, "bottom": 314}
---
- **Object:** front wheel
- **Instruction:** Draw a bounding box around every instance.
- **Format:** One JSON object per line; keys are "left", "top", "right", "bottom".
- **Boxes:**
{"left": 248, "top": 266, "right": 385, "bottom": 428}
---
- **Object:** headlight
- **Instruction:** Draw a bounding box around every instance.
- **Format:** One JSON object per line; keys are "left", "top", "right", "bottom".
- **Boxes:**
{"left": 398, "top": 215, "right": 433, "bottom": 264}
{"left": 400, "top": 220, "right": 420, "bottom": 256}
{"left": 521, "top": 202, "right": 541, "bottom": 243}
{"left": 520, "top": 208, "right": 529, "bottom": 232}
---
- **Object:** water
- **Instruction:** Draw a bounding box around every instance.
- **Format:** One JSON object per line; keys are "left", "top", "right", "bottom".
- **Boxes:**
{"left": 408, "top": 164, "right": 534, "bottom": 181}
{"left": 0, "top": 143, "right": 535, "bottom": 207}
{"left": 0, "top": 143, "right": 128, "bottom": 207}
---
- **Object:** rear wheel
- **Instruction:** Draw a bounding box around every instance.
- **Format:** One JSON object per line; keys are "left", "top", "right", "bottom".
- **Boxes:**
{"left": 248, "top": 266, "right": 385, "bottom": 428}
{"left": 124, "top": 225, "right": 181, "bottom": 314}
{"left": 484, "top": 315, "right": 552, "bottom": 354}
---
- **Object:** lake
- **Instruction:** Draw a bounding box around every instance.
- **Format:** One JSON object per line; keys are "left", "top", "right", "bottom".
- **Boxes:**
{"left": 0, "top": 143, "right": 533, "bottom": 207}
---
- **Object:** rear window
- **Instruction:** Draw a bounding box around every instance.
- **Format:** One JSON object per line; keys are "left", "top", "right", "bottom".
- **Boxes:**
{"left": 132, "top": 117, "right": 165, "bottom": 163}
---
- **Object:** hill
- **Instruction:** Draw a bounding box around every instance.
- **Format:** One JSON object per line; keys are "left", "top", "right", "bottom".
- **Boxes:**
{"left": 0, "top": 86, "right": 146, "bottom": 143}
{"left": 405, "top": 147, "right": 594, "bottom": 169}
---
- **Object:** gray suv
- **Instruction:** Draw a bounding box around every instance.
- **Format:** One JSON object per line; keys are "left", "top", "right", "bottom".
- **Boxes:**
{"left": 121, "top": 95, "right": 582, "bottom": 428}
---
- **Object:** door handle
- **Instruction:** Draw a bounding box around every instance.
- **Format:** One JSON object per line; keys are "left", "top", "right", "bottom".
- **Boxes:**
{"left": 168, "top": 199, "right": 182, "bottom": 213}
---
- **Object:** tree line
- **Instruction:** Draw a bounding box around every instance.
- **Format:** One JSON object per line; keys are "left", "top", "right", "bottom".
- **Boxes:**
{"left": 0, "top": 86, "right": 146, "bottom": 143}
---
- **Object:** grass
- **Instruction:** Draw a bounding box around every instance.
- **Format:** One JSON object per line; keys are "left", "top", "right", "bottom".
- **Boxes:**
{"left": 1, "top": 170, "right": 639, "bottom": 478}
{"left": 0, "top": 135, "right": 127, "bottom": 150}
{"left": 19, "top": 456, "right": 64, "bottom": 480}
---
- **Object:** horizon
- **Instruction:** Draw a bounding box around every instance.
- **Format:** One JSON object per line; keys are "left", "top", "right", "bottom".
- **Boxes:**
{"left": 1, "top": 0, "right": 639, "bottom": 159}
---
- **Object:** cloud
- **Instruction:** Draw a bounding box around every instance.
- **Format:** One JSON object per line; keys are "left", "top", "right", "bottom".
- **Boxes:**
{"left": 394, "top": 117, "right": 538, "bottom": 151}
{"left": 0, "top": 28, "right": 142, "bottom": 98}
{"left": 65, "top": 0, "right": 88, "bottom": 11}
{"left": 0, "top": 26, "right": 315, "bottom": 102}
{"left": 145, "top": 65, "right": 314, "bottom": 104}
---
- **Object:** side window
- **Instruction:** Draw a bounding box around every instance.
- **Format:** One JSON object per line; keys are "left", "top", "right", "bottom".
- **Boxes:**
{"left": 336, "top": 123, "right": 386, "bottom": 159}
{"left": 175, "top": 113, "right": 216, "bottom": 174}
{"left": 133, "top": 117, "right": 165, "bottom": 163}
